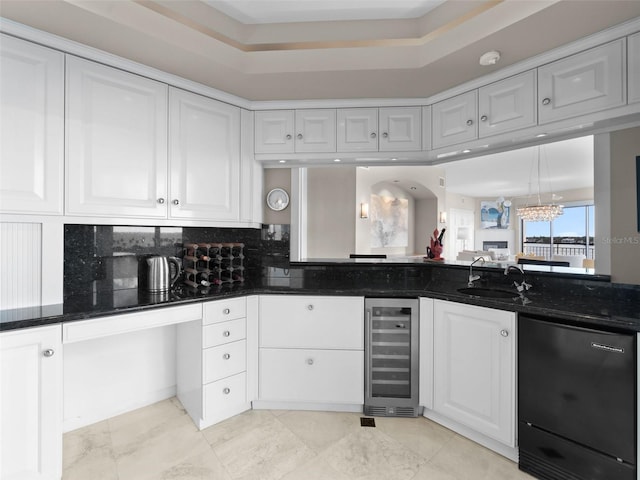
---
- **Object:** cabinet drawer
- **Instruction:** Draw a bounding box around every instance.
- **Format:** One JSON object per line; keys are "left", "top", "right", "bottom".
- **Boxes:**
{"left": 259, "top": 348, "right": 364, "bottom": 404}
{"left": 203, "top": 318, "right": 246, "bottom": 348}
{"left": 203, "top": 372, "right": 247, "bottom": 418}
{"left": 63, "top": 304, "right": 202, "bottom": 343}
{"left": 203, "top": 297, "right": 246, "bottom": 325}
{"left": 259, "top": 295, "right": 364, "bottom": 349}
{"left": 203, "top": 340, "right": 246, "bottom": 384}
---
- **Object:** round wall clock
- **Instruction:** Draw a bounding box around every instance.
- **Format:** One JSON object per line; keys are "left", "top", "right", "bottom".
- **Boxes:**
{"left": 266, "top": 188, "right": 290, "bottom": 211}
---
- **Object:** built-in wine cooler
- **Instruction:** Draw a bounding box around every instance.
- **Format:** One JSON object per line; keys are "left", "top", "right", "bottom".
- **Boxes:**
{"left": 364, "top": 298, "right": 420, "bottom": 417}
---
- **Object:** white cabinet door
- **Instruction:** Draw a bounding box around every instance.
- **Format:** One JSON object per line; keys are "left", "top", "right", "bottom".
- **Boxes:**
{"left": 0, "top": 35, "right": 64, "bottom": 215}
{"left": 1, "top": 325, "right": 62, "bottom": 480}
{"left": 254, "top": 110, "right": 295, "bottom": 153}
{"left": 379, "top": 107, "right": 421, "bottom": 151}
{"left": 478, "top": 71, "right": 537, "bottom": 138}
{"left": 432, "top": 91, "right": 478, "bottom": 149}
{"left": 421, "top": 105, "right": 432, "bottom": 151}
{"left": 295, "top": 109, "right": 336, "bottom": 153}
{"left": 629, "top": 32, "right": 640, "bottom": 104}
{"left": 259, "top": 295, "right": 364, "bottom": 350}
{"left": 169, "top": 88, "right": 240, "bottom": 220}
{"left": 433, "top": 300, "right": 515, "bottom": 447}
{"left": 259, "top": 348, "right": 364, "bottom": 404}
{"left": 538, "top": 39, "right": 625, "bottom": 124}
{"left": 66, "top": 55, "right": 168, "bottom": 217}
{"left": 337, "top": 108, "right": 378, "bottom": 152}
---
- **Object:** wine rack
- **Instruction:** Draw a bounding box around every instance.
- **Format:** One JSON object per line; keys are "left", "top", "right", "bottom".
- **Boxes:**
{"left": 180, "top": 242, "right": 245, "bottom": 291}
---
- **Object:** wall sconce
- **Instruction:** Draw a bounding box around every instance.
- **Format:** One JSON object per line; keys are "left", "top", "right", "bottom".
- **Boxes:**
{"left": 360, "top": 203, "right": 369, "bottom": 219}
{"left": 439, "top": 211, "right": 447, "bottom": 224}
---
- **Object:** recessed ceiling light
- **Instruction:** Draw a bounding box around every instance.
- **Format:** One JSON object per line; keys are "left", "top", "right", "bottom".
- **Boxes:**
{"left": 536, "top": 133, "right": 547, "bottom": 138}
{"left": 391, "top": 158, "right": 398, "bottom": 161}
{"left": 410, "top": 186, "right": 417, "bottom": 190}
{"left": 479, "top": 50, "right": 501, "bottom": 66}
{"left": 462, "top": 149, "right": 471, "bottom": 153}
{"left": 278, "top": 160, "right": 286, "bottom": 163}
{"left": 334, "top": 158, "right": 341, "bottom": 162}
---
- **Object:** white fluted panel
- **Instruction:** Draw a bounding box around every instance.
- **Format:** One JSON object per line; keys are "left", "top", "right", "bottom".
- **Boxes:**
{"left": 0, "top": 223, "right": 42, "bottom": 310}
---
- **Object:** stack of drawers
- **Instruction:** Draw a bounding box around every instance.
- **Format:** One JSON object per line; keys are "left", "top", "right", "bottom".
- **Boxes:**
{"left": 177, "top": 297, "right": 250, "bottom": 429}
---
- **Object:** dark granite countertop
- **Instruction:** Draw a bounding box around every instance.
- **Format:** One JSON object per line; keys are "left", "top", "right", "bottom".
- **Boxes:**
{"left": 2, "top": 273, "right": 639, "bottom": 333}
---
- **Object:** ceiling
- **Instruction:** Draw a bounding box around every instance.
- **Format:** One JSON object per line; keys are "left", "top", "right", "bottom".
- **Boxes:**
{"left": 441, "top": 135, "right": 594, "bottom": 199}
{"left": 1, "top": 1, "right": 640, "bottom": 101}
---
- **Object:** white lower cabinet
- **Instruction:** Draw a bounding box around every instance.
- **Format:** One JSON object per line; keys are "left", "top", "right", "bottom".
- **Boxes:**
{"left": 257, "top": 295, "right": 364, "bottom": 409}
{"left": 429, "top": 300, "right": 516, "bottom": 449}
{"left": 1, "top": 325, "right": 62, "bottom": 480}
{"left": 177, "top": 297, "right": 252, "bottom": 429}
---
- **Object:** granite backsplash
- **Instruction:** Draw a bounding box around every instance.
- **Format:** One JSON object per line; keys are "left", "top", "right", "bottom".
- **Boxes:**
{"left": 64, "top": 224, "right": 290, "bottom": 298}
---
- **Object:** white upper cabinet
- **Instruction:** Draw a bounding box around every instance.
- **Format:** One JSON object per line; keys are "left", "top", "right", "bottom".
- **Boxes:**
{"left": 379, "top": 106, "right": 422, "bottom": 151}
{"left": 432, "top": 91, "right": 478, "bottom": 149}
{"left": 538, "top": 39, "right": 626, "bottom": 124}
{"left": 66, "top": 55, "right": 169, "bottom": 218}
{"left": 294, "top": 109, "right": 336, "bottom": 153}
{"left": 254, "top": 109, "right": 336, "bottom": 153}
{"left": 421, "top": 106, "right": 432, "bottom": 151}
{"left": 629, "top": 32, "right": 640, "bottom": 104}
{"left": 169, "top": 88, "right": 240, "bottom": 221}
{"left": 1, "top": 325, "right": 62, "bottom": 480}
{"left": 433, "top": 300, "right": 516, "bottom": 447}
{"left": 0, "top": 34, "right": 64, "bottom": 215}
{"left": 478, "top": 70, "right": 537, "bottom": 137}
{"left": 254, "top": 110, "right": 295, "bottom": 154}
{"left": 337, "top": 108, "right": 379, "bottom": 152}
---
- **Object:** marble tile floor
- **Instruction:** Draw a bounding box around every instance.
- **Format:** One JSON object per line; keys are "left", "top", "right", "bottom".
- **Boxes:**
{"left": 63, "top": 397, "right": 535, "bottom": 480}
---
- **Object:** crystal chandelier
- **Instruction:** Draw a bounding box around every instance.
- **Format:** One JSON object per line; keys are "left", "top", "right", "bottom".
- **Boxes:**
{"left": 517, "top": 146, "right": 563, "bottom": 222}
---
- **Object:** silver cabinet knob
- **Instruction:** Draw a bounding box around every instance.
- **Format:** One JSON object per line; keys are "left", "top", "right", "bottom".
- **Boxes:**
{"left": 297, "top": 133, "right": 303, "bottom": 139}
{"left": 223, "top": 330, "right": 231, "bottom": 337}
{"left": 285, "top": 134, "right": 292, "bottom": 140}
{"left": 157, "top": 198, "right": 165, "bottom": 204}
{"left": 223, "top": 308, "right": 230, "bottom": 315}
{"left": 480, "top": 115, "right": 488, "bottom": 122}
{"left": 43, "top": 348, "right": 55, "bottom": 357}
{"left": 223, "top": 387, "right": 231, "bottom": 395}
{"left": 307, "top": 304, "right": 314, "bottom": 311}
{"left": 223, "top": 353, "right": 231, "bottom": 360}
{"left": 172, "top": 199, "right": 180, "bottom": 205}
{"left": 500, "top": 329, "right": 509, "bottom": 337}
{"left": 466, "top": 119, "right": 473, "bottom": 126}
{"left": 382, "top": 132, "right": 388, "bottom": 138}
{"left": 306, "top": 358, "right": 314, "bottom": 365}
{"left": 542, "top": 98, "right": 551, "bottom": 106}
{"left": 370, "top": 132, "right": 377, "bottom": 138}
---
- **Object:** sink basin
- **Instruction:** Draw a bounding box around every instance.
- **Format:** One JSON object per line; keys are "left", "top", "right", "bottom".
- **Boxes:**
{"left": 456, "top": 287, "right": 518, "bottom": 299}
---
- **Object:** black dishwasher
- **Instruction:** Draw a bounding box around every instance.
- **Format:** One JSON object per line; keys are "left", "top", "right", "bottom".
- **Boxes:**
{"left": 518, "top": 315, "right": 636, "bottom": 480}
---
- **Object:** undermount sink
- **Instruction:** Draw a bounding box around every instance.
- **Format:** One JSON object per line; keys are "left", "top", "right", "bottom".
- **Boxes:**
{"left": 456, "top": 287, "right": 519, "bottom": 299}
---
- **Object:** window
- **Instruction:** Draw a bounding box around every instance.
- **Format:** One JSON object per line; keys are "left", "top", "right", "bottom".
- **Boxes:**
{"left": 522, "top": 205, "right": 595, "bottom": 260}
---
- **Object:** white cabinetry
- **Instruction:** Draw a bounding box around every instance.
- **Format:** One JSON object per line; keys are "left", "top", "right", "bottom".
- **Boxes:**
{"left": 378, "top": 106, "right": 422, "bottom": 151}
{"left": 432, "top": 300, "right": 516, "bottom": 447}
{"left": 257, "top": 295, "right": 364, "bottom": 408}
{"left": 254, "top": 109, "right": 336, "bottom": 153}
{"left": 478, "top": 71, "right": 537, "bottom": 137}
{"left": 177, "top": 297, "right": 251, "bottom": 429}
{"left": 432, "top": 91, "right": 477, "bottom": 149}
{"left": 629, "top": 32, "right": 640, "bottom": 104}
{"left": 0, "top": 34, "right": 64, "bottom": 215}
{"left": 418, "top": 297, "right": 434, "bottom": 410}
{"left": 169, "top": 88, "right": 240, "bottom": 220}
{"left": 66, "top": 55, "right": 168, "bottom": 218}
{"left": 538, "top": 39, "right": 626, "bottom": 124}
{"left": 1, "top": 325, "right": 62, "bottom": 480}
{"left": 432, "top": 71, "right": 536, "bottom": 149}
{"left": 337, "top": 108, "right": 379, "bottom": 152}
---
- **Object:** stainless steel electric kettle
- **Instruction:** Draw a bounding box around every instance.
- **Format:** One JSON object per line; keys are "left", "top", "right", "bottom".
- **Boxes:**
{"left": 139, "top": 255, "right": 181, "bottom": 292}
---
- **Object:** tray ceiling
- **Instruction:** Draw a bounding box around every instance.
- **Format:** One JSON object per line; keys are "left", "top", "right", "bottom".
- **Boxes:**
{"left": 1, "top": 1, "right": 639, "bottom": 101}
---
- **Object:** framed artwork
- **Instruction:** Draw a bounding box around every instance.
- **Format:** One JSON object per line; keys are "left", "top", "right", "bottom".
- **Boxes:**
{"left": 370, "top": 194, "right": 409, "bottom": 247}
{"left": 480, "top": 199, "right": 510, "bottom": 229}
{"left": 637, "top": 156, "right": 640, "bottom": 232}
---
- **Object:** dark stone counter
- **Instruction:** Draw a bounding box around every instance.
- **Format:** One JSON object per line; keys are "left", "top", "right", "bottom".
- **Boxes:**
{"left": 2, "top": 261, "right": 639, "bottom": 333}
